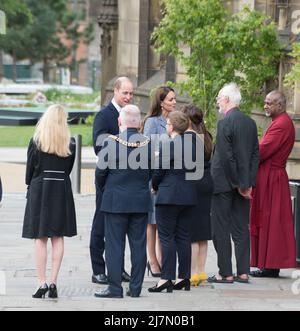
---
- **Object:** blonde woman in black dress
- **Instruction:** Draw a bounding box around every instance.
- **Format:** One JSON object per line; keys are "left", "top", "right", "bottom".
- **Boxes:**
{"left": 22, "top": 104, "right": 77, "bottom": 299}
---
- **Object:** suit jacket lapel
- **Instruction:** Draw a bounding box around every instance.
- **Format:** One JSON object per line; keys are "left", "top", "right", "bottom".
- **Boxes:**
{"left": 108, "top": 102, "right": 119, "bottom": 117}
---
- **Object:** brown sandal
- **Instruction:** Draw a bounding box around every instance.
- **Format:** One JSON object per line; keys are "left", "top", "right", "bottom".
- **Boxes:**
{"left": 233, "top": 276, "right": 249, "bottom": 284}
{"left": 207, "top": 275, "right": 234, "bottom": 284}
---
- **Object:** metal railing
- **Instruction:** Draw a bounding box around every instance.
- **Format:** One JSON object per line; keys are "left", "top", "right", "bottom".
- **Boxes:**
{"left": 71, "top": 135, "right": 82, "bottom": 194}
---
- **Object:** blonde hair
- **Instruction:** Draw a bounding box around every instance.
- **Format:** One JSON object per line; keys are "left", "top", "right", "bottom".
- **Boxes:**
{"left": 33, "top": 104, "right": 71, "bottom": 157}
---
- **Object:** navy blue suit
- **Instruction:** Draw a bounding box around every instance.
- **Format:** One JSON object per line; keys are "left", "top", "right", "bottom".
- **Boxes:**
{"left": 152, "top": 133, "right": 198, "bottom": 280}
{"left": 90, "top": 102, "right": 119, "bottom": 276}
{"left": 97, "top": 128, "right": 153, "bottom": 296}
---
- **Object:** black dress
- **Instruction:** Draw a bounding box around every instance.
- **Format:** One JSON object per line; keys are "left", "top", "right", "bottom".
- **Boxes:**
{"left": 22, "top": 138, "right": 77, "bottom": 239}
{"left": 185, "top": 132, "right": 213, "bottom": 242}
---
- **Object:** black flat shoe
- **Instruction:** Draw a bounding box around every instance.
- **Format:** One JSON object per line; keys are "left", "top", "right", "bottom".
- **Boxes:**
{"left": 173, "top": 279, "right": 191, "bottom": 291}
{"left": 126, "top": 290, "right": 140, "bottom": 298}
{"left": 92, "top": 274, "right": 108, "bottom": 284}
{"left": 48, "top": 283, "right": 58, "bottom": 298}
{"left": 32, "top": 284, "right": 48, "bottom": 299}
{"left": 147, "top": 261, "right": 161, "bottom": 278}
{"left": 250, "top": 269, "right": 280, "bottom": 278}
{"left": 148, "top": 280, "right": 173, "bottom": 293}
{"left": 94, "top": 288, "right": 123, "bottom": 298}
{"left": 122, "top": 270, "right": 131, "bottom": 282}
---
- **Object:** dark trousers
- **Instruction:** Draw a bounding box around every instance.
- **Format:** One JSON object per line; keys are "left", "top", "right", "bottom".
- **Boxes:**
{"left": 90, "top": 170, "right": 105, "bottom": 275}
{"left": 156, "top": 205, "right": 192, "bottom": 280}
{"left": 211, "top": 191, "right": 250, "bottom": 277}
{"left": 105, "top": 213, "right": 148, "bottom": 296}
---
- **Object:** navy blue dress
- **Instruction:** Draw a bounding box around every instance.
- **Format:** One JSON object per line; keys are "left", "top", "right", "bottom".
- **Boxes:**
{"left": 184, "top": 131, "right": 213, "bottom": 242}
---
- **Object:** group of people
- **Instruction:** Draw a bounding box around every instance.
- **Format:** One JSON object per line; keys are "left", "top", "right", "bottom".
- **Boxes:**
{"left": 21, "top": 76, "right": 297, "bottom": 299}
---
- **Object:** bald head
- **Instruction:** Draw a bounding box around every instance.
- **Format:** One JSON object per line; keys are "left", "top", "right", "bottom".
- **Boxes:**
{"left": 114, "top": 77, "right": 134, "bottom": 108}
{"left": 268, "top": 91, "right": 286, "bottom": 109}
{"left": 119, "top": 104, "right": 141, "bottom": 129}
{"left": 264, "top": 90, "right": 286, "bottom": 119}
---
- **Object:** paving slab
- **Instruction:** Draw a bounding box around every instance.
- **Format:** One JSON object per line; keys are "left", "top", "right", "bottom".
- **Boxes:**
{"left": 0, "top": 194, "right": 299, "bottom": 311}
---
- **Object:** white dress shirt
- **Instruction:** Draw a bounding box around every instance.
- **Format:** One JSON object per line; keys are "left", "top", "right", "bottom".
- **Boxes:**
{"left": 111, "top": 98, "right": 122, "bottom": 113}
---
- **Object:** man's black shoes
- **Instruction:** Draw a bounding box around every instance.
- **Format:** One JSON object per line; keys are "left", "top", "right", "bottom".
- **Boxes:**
{"left": 250, "top": 269, "right": 280, "bottom": 278}
{"left": 122, "top": 271, "right": 131, "bottom": 282}
{"left": 92, "top": 274, "right": 108, "bottom": 284}
{"left": 92, "top": 271, "right": 130, "bottom": 284}
{"left": 126, "top": 289, "right": 140, "bottom": 298}
{"left": 94, "top": 288, "right": 123, "bottom": 298}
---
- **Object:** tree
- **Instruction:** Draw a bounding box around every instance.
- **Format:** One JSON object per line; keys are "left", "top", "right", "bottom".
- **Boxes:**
{"left": 25, "top": 0, "right": 94, "bottom": 83}
{"left": 0, "top": 0, "right": 31, "bottom": 81}
{"left": 24, "top": 0, "right": 70, "bottom": 82}
{"left": 152, "top": 0, "right": 281, "bottom": 129}
{"left": 0, "top": 0, "right": 94, "bottom": 83}
{"left": 61, "top": 10, "right": 94, "bottom": 83}
{"left": 0, "top": 0, "right": 29, "bottom": 16}
{"left": 284, "top": 41, "right": 300, "bottom": 88}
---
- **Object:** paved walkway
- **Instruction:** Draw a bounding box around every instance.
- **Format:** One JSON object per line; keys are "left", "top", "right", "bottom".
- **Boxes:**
{"left": 0, "top": 147, "right": 300, "bottom": 311}
{"left": 0, "top": 194, "right": 300, "bottom": 311}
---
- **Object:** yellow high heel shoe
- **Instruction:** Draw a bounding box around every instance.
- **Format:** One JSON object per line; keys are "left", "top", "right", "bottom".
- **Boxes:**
{"left": 190, "top": 274, "right": 201, "bottom": 287}
{"left": 198, "top": 272, "right": 208, "bottom": 283}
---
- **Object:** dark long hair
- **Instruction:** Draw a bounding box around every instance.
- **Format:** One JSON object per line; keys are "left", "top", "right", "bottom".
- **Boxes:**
{"left": 141, "top": 86, "right": 175, "bottom": 133}
{"left": 182, "top": 104, "right": 213, "bottom": 160}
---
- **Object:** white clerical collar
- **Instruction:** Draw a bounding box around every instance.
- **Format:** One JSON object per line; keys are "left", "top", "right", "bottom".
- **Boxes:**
{"left": 112, "top": 98, "right": 122, "bottom": 113}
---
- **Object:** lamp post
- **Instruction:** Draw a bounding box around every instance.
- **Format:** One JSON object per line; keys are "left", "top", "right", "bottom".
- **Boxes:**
{"left": 0, "top": 11, "right": 6, "bottom": 82}
{"left": 0, "top": 10, "right": 6, "bottom": 35}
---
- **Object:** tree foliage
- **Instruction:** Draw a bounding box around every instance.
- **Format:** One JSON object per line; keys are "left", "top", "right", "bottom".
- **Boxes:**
{"left": 152, "top": 0, "right": 281, "bottom": 129}
{"left": 284, "top": 41, "right": 300, "bottom": 88}
{"left": 23, "top": 0, "right": 70, "bottom": 82}
{"left": 61, "top": 10, "right": 94, "bottom": 81}
{"left": 0, "top": 0, "right": 30, "bottom": 17}
{"left": 0, "top": 0, "right": 32, "bottom": 80}
{"left": 0, "top": 0, "right": 94, "bottom": 83}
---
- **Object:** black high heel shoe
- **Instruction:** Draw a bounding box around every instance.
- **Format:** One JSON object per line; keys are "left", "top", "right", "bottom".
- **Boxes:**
{"left": 48, "top": 283, "right": 58, "bottom": 299}
{"left": 173, "top": 279, "right": 191, "bottom": 291}
{"left": 147, "top": 261, "right": 161, "bottom": 278}
{"left": 32, "top": 284, "right": 49, "bottom": 299}
{"left": 148, "top": 280, "right": 173, "bottom": 293}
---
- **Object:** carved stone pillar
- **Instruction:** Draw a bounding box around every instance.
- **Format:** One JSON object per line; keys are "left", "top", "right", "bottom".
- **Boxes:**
{"left": 98, "top": 0, "right": 118, "bottom": 105}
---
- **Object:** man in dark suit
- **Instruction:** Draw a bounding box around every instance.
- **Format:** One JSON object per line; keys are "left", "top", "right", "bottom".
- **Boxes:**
{"left": 94, "top": 105, "right": 153, "bottom": 298}
{"left": 90, "top": 77, "right": 133, "bottom": 285}
{"left": 209, "top": 83, "right": 259, "bottom": 284}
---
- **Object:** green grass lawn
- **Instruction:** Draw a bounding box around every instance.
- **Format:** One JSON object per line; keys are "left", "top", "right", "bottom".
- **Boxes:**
{"left": 0, "top": 125, "right": 93, "bottom": 147}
